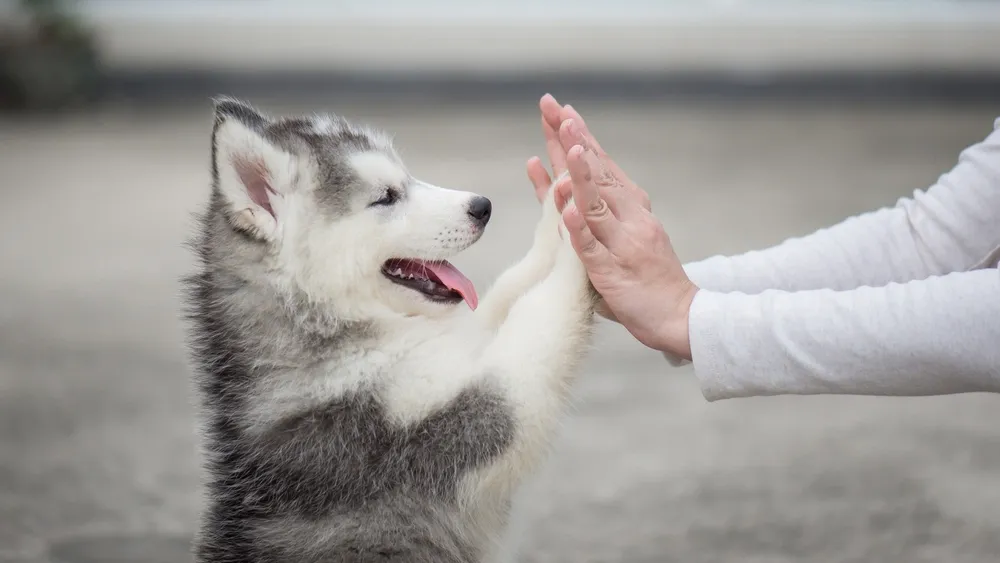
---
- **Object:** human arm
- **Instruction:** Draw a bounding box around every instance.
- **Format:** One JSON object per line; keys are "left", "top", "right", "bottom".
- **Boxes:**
{"left": 547, "top": 100, "right": 1000, "bottom": 401}
{"left": 685, "top": 118, "right": 1000, "bottom": 294}
{"left": 529, "top": 99, "right": 1000, "bottom": 298}
{"left": 689, "top": 268, "right": 1000, "bottom": 401}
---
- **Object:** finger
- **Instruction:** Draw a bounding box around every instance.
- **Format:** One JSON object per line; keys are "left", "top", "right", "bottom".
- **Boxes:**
{"left": 565, "top": 141, "right": 622, "bottom": 248}
{"left": 562, "top": 203, "right": 614, "bottom": 268}
{"left": 526, "top": 157, "right": 552, "bottom": 203}
{"left": 560, "top": 121, "right": 630, "bottom": 218}
{"left": 553, "top": 175, "right": 573, "bottom": 213}
{"left": 540, "top": 94, "right": 567, "bottom": 175}
{"left": 558, "top": 116, "right": 651, "bottom": 219}
{"left": 543, "top": 116, "right": 567, "bottom": 177}
{"left": 632, "top": 183, "right": 652, "bottom": 213}
{"left": 540, "top": 93, "right": 563, "bottom": 133}
{"left": 561, "top": 104, "right": 605, "bottom": 156}
{"left": 557, "top": 112, "right": 588, "bottom": 156}
{"left": 557, "top": 105, "right": 651, "bottom": 213}
{"left": 557, "top": 117, "right": 608, "bottom": 186}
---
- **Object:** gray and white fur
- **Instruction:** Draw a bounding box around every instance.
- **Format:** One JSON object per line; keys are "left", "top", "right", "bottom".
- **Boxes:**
{"left": 183, "top": 98, "right": 598, "bottom": 563}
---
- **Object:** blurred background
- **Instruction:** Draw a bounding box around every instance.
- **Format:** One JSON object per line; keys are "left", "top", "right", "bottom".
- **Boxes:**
{"left": 2, "top": 1, "right": 1000, "bottom": 562}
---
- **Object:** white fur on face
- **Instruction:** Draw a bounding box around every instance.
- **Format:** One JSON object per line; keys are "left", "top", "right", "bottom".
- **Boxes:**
{"left": 384, "top": 180, "right": 486, "bottom": 260}
{"left": 277, "top": 150, "right": 488, "bottom": 321}
{"left": 349, "top": 151, "right": 408, "bottom": 190}
{"left": 349, "top": 146, "right": 486, "bottom": 260}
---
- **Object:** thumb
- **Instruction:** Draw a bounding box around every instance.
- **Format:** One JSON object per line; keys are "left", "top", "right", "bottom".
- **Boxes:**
{"left": 562, "top": 203, "right": 613, "bottom": 271}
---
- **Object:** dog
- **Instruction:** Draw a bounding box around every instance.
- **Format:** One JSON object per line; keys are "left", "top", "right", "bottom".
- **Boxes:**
{"left": 183, "top": 97, "right": 599, "bottom": 563}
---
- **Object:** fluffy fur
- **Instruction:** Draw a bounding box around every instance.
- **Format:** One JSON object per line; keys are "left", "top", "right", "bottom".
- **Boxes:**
{"left": 183, "top": 97, "right": 598, "bottom": 563}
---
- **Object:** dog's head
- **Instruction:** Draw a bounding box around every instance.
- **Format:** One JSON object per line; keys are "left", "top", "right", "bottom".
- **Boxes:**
{"left": 206, "top": 98, "right": 490, "bottom": 320}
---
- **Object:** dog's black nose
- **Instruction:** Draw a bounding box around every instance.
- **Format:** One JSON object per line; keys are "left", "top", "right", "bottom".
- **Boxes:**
{"left": 467, "top": 196, "right": 492, "bottom": 227}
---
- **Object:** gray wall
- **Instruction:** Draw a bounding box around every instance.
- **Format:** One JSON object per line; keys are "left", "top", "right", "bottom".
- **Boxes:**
{"left": 17, "top": 0, "right": 1000, "bottom": 74}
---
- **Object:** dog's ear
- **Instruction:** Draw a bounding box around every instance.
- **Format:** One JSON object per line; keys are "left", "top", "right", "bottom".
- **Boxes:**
{"left": 211, "top": 97, "right": 295, "bottom": 241}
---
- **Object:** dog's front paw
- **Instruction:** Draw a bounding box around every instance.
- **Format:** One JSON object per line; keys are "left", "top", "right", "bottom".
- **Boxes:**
{"left": 553, "top": 220, "right": 592, "bottom": 288}
{"left": 554, "top": 200, "right": 602, "bottom": 308}
{"left": 531, "top": 171, "right": 568, "bottom": 254}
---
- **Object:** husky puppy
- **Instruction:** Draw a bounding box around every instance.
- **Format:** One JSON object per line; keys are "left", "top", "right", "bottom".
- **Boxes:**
{"left": 183, "top": 98, "right": 598, "bottom": 563}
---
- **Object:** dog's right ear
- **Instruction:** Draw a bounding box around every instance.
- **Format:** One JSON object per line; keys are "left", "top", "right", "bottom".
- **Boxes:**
{"left": 211, "top": 97, "right": 295, "bottom": 241}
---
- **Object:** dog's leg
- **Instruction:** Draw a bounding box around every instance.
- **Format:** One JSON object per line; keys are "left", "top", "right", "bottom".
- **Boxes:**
{"left": 473, "top": 217, "right": 598, "bottom": 492}
{"left": 475, "top": 172, "right": 568, "bottom": 329}
{"left": 462, "top": 231, "right": 596, "bottom": 563}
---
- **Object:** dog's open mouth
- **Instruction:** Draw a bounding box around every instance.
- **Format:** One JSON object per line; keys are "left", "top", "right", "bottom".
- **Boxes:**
{"left": 382, "top": 258, "right": 479, "bottom": 310}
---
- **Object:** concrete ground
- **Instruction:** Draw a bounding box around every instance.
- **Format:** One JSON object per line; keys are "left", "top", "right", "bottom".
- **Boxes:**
{"left": 2, "top": 97, "right": 999, "bottom": 562}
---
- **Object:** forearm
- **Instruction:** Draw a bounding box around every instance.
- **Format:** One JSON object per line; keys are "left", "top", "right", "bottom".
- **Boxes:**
{"left": 683, "top": 204, "right": 940, "bottom": 294}
{"left": 685, "top": 119, "right": 1000, "bottom": 295}
{"left": 687, "top": 268, "right": 1000, "bottom": 401}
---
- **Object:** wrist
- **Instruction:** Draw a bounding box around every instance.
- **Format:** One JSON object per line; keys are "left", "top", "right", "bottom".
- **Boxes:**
{"left": 655, "top": 281, "right": 698, "bottom": 361}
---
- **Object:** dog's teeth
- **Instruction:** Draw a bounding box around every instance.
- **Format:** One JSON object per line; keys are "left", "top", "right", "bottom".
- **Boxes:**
{"left": 393, "top": 268, "right": 403, "bottom": 276}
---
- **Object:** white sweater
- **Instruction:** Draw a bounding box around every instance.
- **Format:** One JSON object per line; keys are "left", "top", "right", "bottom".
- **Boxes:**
{"left": 676, "top": 117, "right": 1000, "bottom": 401}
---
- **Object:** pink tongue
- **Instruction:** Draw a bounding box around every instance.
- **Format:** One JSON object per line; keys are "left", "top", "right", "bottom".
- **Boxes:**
{"left": 423, "top": 260, "right": 479, "bottom": 310}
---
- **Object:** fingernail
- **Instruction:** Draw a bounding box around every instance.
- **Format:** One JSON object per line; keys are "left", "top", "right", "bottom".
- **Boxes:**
{"left": 565, "top": 119, "right": 577, "bottom": 137}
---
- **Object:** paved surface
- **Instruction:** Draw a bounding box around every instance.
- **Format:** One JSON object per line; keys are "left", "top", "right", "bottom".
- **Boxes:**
{"left": 2, "top": 97, "right": 999, "bottom": 562}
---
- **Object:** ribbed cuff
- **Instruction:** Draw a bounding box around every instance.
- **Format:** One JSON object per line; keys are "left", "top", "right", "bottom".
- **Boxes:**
{"left": 686, "top": 290, "right": 763, "bottom": 402}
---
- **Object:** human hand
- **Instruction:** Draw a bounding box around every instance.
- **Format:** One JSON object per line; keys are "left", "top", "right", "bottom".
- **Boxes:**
{"left": 526, "top": 95, "right": 652, "bottom": 323}
{"left": 534, "top": 96, "right": 699, "bottom": 359}
{"left": 525, "top": 96, "right": 568, "bottom": 204}
{"left": 527, "top": 94, "right": 651, "bottom": 212}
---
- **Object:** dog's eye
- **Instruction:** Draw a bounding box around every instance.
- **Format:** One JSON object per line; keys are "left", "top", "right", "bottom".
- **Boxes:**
{"left": 370, "top": 188, "right": 399, "bottom": 207}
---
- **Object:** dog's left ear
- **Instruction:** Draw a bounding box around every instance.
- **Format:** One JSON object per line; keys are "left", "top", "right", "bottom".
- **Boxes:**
{"left": 211, "top": 97, "right": 295, "bottom": 241}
